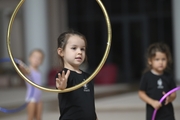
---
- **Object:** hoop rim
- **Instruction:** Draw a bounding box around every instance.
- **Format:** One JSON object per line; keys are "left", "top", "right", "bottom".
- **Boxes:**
{"left": 6, "top": 0, "right": 112, "bottom": 93}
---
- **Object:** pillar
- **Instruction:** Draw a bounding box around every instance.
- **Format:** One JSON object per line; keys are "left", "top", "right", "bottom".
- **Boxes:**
{"left": 172, "top": 0, "right": 180, "bottom": 82}
{"left": 23, "top": 0, "right": 49, "bottom": 85}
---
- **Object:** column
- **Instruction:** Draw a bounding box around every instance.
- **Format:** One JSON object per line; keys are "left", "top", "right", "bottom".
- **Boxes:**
{"left": 23, "top": 0, "right": 49, "bottom": 85}
{"left": 48, "top": 0, "right": 68, "bottom": 68}
{"left": 172, "top": 0, "right": 180, "bottom": 82}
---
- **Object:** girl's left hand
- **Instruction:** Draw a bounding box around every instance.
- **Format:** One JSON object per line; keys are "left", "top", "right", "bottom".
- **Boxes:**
{"left": 162, "top": 91, "right": 177, "bottom": 105}
{"left": 162, "top": 91, "right": 169, "bottom": 105}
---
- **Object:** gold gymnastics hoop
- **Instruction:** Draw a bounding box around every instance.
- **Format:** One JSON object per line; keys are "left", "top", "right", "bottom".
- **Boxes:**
{"left": 6, "top": 0, "right": 112, "bottom": 93}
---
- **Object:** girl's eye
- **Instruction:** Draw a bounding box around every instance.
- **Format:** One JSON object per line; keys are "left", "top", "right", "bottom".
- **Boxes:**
{"left": 162, "top": 58, "right": 166, "bottom": 61}
{"left": 81, "top": 48, "right": 85, "bottom": 51}
{"left": 71, "top": 47, "right": 76, "bottom": 50}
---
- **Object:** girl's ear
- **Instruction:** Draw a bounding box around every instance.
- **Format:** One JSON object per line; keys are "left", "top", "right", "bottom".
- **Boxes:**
{"left": 57, "top": 48, "right": 64, "bottom": 57}
{"left": 148, "top": 58, "right": 152, "bottom": 65}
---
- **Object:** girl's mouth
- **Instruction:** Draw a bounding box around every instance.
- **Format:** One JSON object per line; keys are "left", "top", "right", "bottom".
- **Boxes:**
{"left": 75, "top": 57, "right": 82, "bottom": 60}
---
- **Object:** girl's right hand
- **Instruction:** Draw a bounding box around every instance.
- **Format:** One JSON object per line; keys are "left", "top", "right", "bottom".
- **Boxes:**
{"left": 18, "top": 60, "right": 30, "bottom": 75}
{"left": 151, "top": 100, "right": 162, "bottom": 110}
{"left": 56, "top": 70, "right": 70, "bottom": 90}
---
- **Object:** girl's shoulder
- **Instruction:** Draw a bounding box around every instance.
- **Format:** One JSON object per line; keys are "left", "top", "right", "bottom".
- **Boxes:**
{"left": 58, "top": 68, "right": 89, "bottom": 76}
{"left": 163, "top": 71, "right": 174, "bottom": 79}
{"left": 142, "top": 70, "right": 152, "bottom": 77}
{"left": 163, "top": 71, "right": 173, "bottom": 76}
{"left": 81, "top": 70, "right": 90, "bottom": 76}
{"left": 140, "top": 71, "right": 157, "bottom": 81}
{"left": 57, "top": 68, "right": 72, "bottom": 74}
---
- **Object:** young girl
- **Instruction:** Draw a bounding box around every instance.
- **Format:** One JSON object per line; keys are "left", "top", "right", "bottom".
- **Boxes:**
{"left": 20, "top": 49, "right": 44, "bottom": 120}
{"left": 138, "top": 43, "right": 177, "bottom": 120}
{"left": 55, "top": 30, "right": 97, "bottom": 120}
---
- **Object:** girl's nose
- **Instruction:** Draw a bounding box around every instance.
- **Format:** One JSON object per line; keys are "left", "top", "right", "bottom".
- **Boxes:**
{"left": 77, "top": 49, "right": 82, "bottom": 54}
{"left": 160, "top": 60, "right": 163, "bottom": 64}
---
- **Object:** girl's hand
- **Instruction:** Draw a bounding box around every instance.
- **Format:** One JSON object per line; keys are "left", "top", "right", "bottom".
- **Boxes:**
{"left": 163, "top": 91, "right": 170, "bottom": 105}
{"left": 138, "top": 90, "right": 162, "bottom": 110}
{"left": 162, "top": 91, "right": 176, "bottom": 105}
{"left": 56, "top": 70, "right": 70, "bottom": 90}
{"left": 18, "top": 60, "right": 30, "bottom": 75}
{"left": 151, "top": 100, "right": 162, "bottom": 110}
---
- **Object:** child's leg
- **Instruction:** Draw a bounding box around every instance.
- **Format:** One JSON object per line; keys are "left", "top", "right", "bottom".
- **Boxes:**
{"left": 27, "top": 102, "right": 36, "bottom": 120}
{"left": 35, "top": 101, "right": 43, "bottom": 120}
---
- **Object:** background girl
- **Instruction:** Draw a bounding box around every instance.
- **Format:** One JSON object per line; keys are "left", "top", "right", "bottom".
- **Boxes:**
{"left": 20, "top": 49, "right": 44, "bottom": 120}
{"left": 138, "top": 43, "right": 177, "bottom": 120}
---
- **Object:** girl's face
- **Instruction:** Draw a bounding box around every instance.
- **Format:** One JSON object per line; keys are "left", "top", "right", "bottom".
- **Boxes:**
{"left": 58, "top": 35, "right": 86, "bottom": 70}
{"left": 29, "top": 51, "right": 43, "bottom": 69}
{"left": 148, "top": 51, "right": 167, "bottom": 74}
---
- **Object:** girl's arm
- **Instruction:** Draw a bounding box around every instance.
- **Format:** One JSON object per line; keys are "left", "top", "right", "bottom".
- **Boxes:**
{"left": 138, "top": 90, "right": 162, "bottom": 110}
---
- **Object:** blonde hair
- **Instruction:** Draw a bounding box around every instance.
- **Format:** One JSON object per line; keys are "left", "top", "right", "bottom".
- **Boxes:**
{"left": 29, "top": 49, "right": 44, "bottom": 58}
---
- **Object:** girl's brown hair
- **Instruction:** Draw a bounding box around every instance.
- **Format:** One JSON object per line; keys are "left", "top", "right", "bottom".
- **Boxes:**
{"left": 57, "top": 29, "right": 88, "bottom": 68}
{"left": 144, "top": 42, "right": 172, "bottom": 73}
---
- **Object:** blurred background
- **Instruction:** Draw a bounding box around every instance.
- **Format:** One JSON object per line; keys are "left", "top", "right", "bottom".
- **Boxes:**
{"left": 0, "top": 0, "right": 180, "bottom": 120}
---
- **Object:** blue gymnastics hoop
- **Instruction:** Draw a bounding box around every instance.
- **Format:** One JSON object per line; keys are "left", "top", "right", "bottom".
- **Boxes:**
{"left": 0, "top": 58, "right": 34, "bottom": 114}
{"left": 152, "top": 86, "right": 180, "bottom": 120}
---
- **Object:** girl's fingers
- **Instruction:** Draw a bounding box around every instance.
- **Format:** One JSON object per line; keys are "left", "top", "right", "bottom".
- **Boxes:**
{"left": 60, "top": 70, "right": 70, "bottom": 81}
{"left": 56, "top": 78, "right": 60, "bottom": 84}
{"left": 61, "top": 71, "right": 65, "bottom": 79}
{"left": 56, "top": 78, "right": 61, "bottom": 88}
{"left": 165, "top": 97, "right": 169, "bottom": 105}
{"left": 162, "top": 91, "right": 169, "bottom": 105}
{"left": 162, "top": 91, "right": 166, "bottom": 95}
{"left": 65, "top": 70, "right": 70, "bottom": 79}
{"left": 56, "top": 70, "right": 69, "bottom": 88}
{"left": 58, "top": 73, "right": 62, "bottom": 80}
